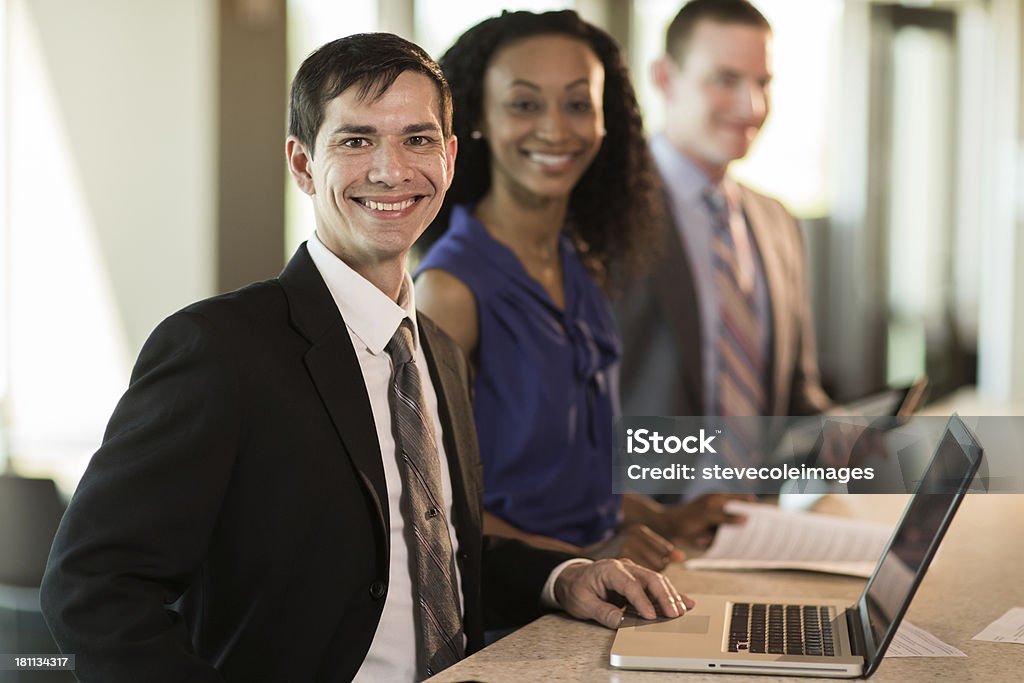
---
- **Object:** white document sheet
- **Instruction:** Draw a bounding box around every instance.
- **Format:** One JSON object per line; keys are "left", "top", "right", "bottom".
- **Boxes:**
{"left": 972, "top": 607, "right": 1024, "bottom": 644}
{"left": 885, "top": 620, "right": 966, "bottom": 657}
{"left": 686, "top": 501, "right": 893, "bottom": 577}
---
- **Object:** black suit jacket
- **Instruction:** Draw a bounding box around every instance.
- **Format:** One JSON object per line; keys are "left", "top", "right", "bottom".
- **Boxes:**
{"left": 616, "top": 184, "right": 831, "bottom": 418}
{"left": 41, "top": 245, "right": 568, "bottom": 682}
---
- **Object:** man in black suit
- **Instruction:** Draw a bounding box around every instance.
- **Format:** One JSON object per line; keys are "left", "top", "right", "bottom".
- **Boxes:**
{"left": 40, "top": 34, "right": 689, "bottom": 682}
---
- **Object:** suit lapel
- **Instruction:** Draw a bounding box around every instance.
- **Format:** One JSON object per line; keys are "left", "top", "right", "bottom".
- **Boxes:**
{"left": 279, "top": 245, "right": 389, "bottom": 556}
{"left": 418, "top": 318, "right": 482, "bottom": 540}
{"left": 656, "top": 192, "right": 705, "bottom": 414}
{"left": 738, "top": 187, "right": 786, "bottom": 415}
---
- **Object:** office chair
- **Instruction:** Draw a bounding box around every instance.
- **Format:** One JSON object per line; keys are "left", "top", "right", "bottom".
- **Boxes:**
{"left": 0, "top": 475, "right": 65, "bottom": 587}
{"left": 0, "top": 475, "right": 72, "bottom": 683}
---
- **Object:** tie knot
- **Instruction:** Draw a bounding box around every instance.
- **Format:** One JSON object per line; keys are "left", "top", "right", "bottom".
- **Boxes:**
{"left": 703, "top": 184, "right": 725, "bottom": 208}
{"left": 703, "top": 184, "right": 730, "bottom": 214}
{"left": 703, "top": 185, "right": 733, "bottom": 235}
{"left": 386, "top": 319, "right": 415, "bottom": 366}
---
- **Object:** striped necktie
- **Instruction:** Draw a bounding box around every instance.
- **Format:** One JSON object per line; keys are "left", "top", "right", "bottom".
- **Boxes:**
{"left": 385, "top": 319, "right": 465, "bottom": 679}
{"left": 705, "top": 185, "right": 767, "bottom": 418}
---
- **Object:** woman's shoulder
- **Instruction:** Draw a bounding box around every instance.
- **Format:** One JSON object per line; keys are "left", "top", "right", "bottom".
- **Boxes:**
{"left": 419, "top": 206, "right": 485, "bottom": 270}
{"left": 417, "top": 205, "right": 516, "bottom": 294}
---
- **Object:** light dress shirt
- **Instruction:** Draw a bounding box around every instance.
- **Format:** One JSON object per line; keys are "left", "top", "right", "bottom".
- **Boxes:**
{"left": 650, "top": 134, "right": 773, "bottom": 415}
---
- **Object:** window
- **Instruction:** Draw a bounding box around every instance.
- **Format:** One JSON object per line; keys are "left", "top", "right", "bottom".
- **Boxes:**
{"left": 3, "top": 1, "right": 216, "bottom": 491}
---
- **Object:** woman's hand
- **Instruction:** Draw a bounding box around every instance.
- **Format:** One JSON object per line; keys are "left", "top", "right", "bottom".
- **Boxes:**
{"left": 583, "top": 523, "right": 685, "bottom": 570}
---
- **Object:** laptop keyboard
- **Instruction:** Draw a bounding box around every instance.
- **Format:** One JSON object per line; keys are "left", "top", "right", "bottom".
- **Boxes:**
{"left": 727, "top": 603, "right": 837, "bottom": 657}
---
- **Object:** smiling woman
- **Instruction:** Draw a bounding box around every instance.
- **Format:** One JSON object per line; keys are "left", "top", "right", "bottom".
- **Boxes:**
{"left": 414, "top": 10, "right": 675, "bottom": 572}
{"left": 478, "top": 33, "right": 605, "bottom": 231}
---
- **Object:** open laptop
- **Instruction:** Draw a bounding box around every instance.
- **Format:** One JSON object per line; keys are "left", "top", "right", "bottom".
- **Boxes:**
{"left": 611, "top": 414, "right": 982, "bottom": 678}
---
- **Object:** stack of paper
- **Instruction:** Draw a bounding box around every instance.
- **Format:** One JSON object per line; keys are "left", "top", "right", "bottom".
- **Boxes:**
{"left": 973, "top": 607, "right": 1024, "bottom": 643}
{"left": 686, "top": 501, "right": 894, "bottom": 578}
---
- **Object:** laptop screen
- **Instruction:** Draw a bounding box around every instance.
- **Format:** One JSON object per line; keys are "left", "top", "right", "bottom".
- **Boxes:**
{"left": 858, "top": 416, "right": 983, "bottom": 675}
{"left": 772, "top": 378, "right": 927, "bottom": 469}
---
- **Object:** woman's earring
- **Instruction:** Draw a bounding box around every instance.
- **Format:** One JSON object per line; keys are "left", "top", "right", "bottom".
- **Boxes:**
{"left": 470, "top": 130, "right": 483, "bottom": 140}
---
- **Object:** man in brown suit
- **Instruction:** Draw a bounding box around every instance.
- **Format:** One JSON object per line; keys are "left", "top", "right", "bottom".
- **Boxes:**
{"left": 617, "top": 0, "right": 832, "bottom": 536}
{"left": 618, "top": 0, "right": 830, "bottom": 420}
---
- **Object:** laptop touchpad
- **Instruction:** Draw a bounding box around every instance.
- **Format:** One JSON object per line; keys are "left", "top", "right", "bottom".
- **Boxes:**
{"left": 637, "top": 616, "right": 711, "bottom": 634}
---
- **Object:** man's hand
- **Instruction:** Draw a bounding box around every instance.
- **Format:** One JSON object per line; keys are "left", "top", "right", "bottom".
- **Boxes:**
{"left": 583, "top": 524, "right": 685, "bottom": 570}
{"left": 553, "top": 558, "right": 695, "bottom": 629}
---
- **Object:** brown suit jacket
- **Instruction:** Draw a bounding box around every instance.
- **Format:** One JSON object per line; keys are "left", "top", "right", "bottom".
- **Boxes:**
{"left": 616, "top": 184, "right": 831, "bottom": 418}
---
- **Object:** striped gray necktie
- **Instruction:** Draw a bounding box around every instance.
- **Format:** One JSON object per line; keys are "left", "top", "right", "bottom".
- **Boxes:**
{"left": 706, "top": 187, "right": 766, "bottom": 474}
{"left": 385, "top": 319, "right": 465, "bottom": 679}
{"left": 705, "top": 186, "right": 766, "bottom": 417}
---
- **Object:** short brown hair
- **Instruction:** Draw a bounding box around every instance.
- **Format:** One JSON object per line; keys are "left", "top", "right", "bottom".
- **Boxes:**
{"left": 665, "top": 0, "right": 771, "bottom": 64}
{"left": 288, "top": 33, "right": 453, "bottom": 157}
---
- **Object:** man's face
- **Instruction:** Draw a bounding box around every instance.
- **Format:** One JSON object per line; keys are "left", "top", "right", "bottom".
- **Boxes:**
{"left": 655, "top": 20, "right": 772, "bottom": 175}
{"left": 287, "top": 71, "right": 456, "bottom": 272}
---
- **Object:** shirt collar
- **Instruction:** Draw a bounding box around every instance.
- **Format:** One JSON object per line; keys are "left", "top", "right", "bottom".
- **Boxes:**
{"left": 306, "top": 231, "right": 419, "bottom": 355}
{"left": 651, "top": 133, "right": 718, "bottom": 204}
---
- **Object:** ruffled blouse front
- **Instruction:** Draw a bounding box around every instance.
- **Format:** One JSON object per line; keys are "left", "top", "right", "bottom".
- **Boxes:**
{"left": 416, "top": 205, "right": 621, "bottom": 546}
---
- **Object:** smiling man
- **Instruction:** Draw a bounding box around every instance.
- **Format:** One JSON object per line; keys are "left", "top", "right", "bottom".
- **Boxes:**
{"left": 615, "top": 0, "right": 833, "bottom": 538}
{"left": 40, "top": 34, "right": 688, "bottom": 683}
{"left": 618, "top": 0, "right": 831, "bottom": 423}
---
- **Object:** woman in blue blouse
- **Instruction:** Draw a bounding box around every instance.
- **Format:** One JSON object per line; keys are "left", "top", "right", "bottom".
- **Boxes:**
{"left": 416, "top": 10, "right": 684, "bottom": 569}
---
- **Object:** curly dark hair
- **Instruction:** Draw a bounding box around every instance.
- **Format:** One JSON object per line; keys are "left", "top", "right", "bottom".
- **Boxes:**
{"left": 416, "top": 10, "right": 661, "bottom": 288}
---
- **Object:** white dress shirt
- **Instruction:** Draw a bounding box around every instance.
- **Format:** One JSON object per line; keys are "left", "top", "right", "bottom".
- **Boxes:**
{"left": 307, "top": 233, "right": 462, "bottom": 682}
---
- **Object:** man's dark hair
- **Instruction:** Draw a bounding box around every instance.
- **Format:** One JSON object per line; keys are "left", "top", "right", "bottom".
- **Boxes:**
{"left": 418, "top": 10, "right": 661, "bottom": 288}
{"left": 288, "top": 33, "right": 453, "bottom": 156}
{"left": 665, "top": 0, "right": 771, "bottom": 64}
